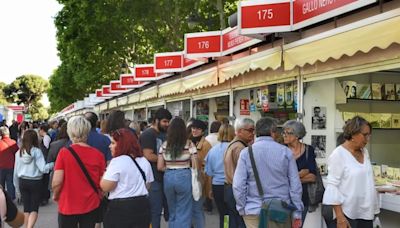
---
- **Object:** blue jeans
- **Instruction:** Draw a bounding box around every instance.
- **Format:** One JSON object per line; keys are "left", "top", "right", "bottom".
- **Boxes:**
{"left": 224, "top": 184, "right": 246, "bottom": 228}
{"left": 149, "top": 180, "right": 167, "bottom": 228}
{"left": 164, "top": 169, "right": 192, "bottom": 228}
{"left": 192, "top": 196, "right": 205, "bottom": 228}
{"left": 0, "top": 168, "right": 15, "bottom": 199}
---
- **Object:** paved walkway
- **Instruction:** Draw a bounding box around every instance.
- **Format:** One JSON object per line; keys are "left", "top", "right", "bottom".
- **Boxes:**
{"left": 6, "top": 200, "right": 220, "bottom": 228}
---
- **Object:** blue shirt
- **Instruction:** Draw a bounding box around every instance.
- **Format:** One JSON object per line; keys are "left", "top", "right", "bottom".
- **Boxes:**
{"left": 87, "top": 129, "right": 112, "bottom": 161}
{"left": 233, "top": 136, "right": 303, "bottom": 217}
{"left": 205, "top": 142, "right": 228, "bottom": 185}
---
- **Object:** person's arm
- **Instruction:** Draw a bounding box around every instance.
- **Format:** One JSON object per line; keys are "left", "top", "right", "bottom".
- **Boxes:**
{"left": 34, "top": 148, "right": 54, "bottom": 173}
{"left": 286, "top": 149, "right": 303, "bottom": 226}
{"left": 100, "top": 179, "right": 117, "bottom": 192}
{"left": 43, "top": 135, "right": 51, "bottom": 149}
{"left": 143, "top": 149, "right": 158, "bottom": 162}
{"left": 13, "top": 152, "right": 20, "bottom": 198}
{"left": 333, "top": 205, "right": 351, "bottom": 228}
{"left": 52, "top": 170, "right": 64, "bottom": 201}
{"left": 300, "top": 173, "right": 316, "bottom": 183}
{"left": 157, "top": 154, "right": 166, "bottom": 171}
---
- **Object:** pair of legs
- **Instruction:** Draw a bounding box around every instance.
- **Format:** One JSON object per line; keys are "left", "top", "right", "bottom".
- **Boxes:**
{"left": 104, "top": 196, "right": 150, "bottom": 228}
{"left": 212, "top": 184, "right": 227, "bottom": 228}
{"left": 0, "top": 168, "right": 15, "bottom": 199}
{"left": 224, "top": 184, "right": 246, "bottom": 228}
{"left": 163, "top": 169, "right": 192, "bottom": 228}
{"left": 148, "top": 180, "right": 169, "bottom": 228}
{"left": 19, "top": 178, "right": 42, "bottom": 228}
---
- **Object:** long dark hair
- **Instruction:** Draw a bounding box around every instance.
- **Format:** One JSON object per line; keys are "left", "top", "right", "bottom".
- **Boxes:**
{"left": 20, "top": 129, "right": 39, "bottom": 156}
{"left": 106, "top": 110, "right": 126, "bottom": 134}
{"left": 166, "top": 118, "right": 187, "bottom": 159}
{"left": 56, "top": 122, "right": 69, "bottom": 141}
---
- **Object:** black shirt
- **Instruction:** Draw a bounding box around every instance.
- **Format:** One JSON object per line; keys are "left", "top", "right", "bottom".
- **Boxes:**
{"left": 139, "top": 128, "right": 164, "bottom": 182}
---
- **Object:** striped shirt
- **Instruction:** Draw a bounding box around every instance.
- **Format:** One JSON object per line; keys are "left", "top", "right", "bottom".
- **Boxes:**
{"left": 159, "top": 141, "right": 197, "bottom": 169}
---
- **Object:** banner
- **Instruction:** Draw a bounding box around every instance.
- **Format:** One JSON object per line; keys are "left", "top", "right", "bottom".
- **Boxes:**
{"left": 222, "top": 27, "right": 262, "bottom": 55}
{"left": 184, "top": 31, "right": 222, "bottom": 59}
{"left": 110, "top": 80, "right": 128, "bottom": 93}
{"left": 120, "top": 74, "right": 148, "bottom": 88}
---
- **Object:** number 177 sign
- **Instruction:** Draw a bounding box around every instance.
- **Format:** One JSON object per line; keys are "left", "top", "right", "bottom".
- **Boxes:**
{"left": 239, "top": 0, "right": 292, "bottom": 34}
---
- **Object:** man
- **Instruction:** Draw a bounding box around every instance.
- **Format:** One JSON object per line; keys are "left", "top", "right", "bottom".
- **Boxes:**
{"left": 9, "top": 120, "right": 19, "bottom": 142}
{"left": 0, "top": 126, "right": 19, "bottom": 200}
{"left": 48, "top": 120, "right": 59, "bottom": 141}
{"left": 84, "top": 112, "right": 112, "bottom": 162}
{"left": 224, "top": 118, "right": 255, "bottom": 228}
{"left": 312, "top": 106, "right": 326, "bottom": 130}
{"left": 205, "top": 120, "right": 221, "bottom": 147}
{"left": 139, "top": 108, "right": 172, "bottom": 228}
{"left": 233, "top": 117, "right": 303, "bottom": 228}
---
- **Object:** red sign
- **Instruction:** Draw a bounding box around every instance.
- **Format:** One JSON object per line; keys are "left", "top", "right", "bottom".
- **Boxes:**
{"left": 134, "top": 64, "right": 158, "bottom": 81}
{"left": 110, "top": 80, "right": 127, "bottom": 93}
{"left": 292, "top": 0, "right": 376, "bottom": 30}
{"left": 6, "top": 105, "right": 25, "bottom": 112}
{"left": 102, "top": 86, "right": 115, "bottom": 97}
{"left": 222, "top": 27, "right": 262, "bottom": 55}
{"left": 185, "top": 31, "right": 222, "bottom": 58}
{"left": 96, "top": 89, "right": 103, "bottom": 97}
{"left": 155, "top": 52, "right": 183, "bottom": 73}
{"left": 239, "top": 0, "right": 291, "bottom": 34}
{"left": 240, "top": 99, "right": 250, "bottom": 115}
{"left": 120, "top": 74, "right": 147, "bottom": 88}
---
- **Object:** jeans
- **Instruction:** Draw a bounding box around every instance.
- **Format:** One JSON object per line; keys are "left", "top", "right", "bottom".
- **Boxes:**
{"left": 149, "top": 180, "right": 167, "bottom": 228}
{"left": 0, "top": 168, "right": 15, "bottom": 199}
{"left": 164, "top": 169, "right": 192, "bottom": 228}
{"left": 224, "top": 184, "right": 246, "bottom": 228}
{"left": 192, "top": 196, "right": 205, "bottom": 228}
{"left": 213, "top": 185, "right": 227, "bottom": 228}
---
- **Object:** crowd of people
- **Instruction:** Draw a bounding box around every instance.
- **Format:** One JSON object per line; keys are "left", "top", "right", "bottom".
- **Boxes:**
{"left": 0, "top": 109, "right": 380, "bottom": 228}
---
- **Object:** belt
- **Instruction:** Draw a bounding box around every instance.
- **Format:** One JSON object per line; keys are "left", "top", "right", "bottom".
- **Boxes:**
{"left": 166, "top": 167, "right": 190, "bottom": 170}
{"left": 109, "top": 195, "right": 147, "bottom": 202}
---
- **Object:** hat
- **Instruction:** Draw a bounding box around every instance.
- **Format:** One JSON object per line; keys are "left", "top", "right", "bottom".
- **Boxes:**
{"left": 191, "top": 119, "right": 207, "bottom": 131}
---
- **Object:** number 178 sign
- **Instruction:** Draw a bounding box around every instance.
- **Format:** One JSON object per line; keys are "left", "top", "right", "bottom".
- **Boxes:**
{"left": 239, "top": 0, "right": 292, "bottom": 34}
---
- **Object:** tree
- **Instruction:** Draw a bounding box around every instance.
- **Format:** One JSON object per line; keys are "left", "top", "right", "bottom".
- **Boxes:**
{"left": 3, "top": 75, "right": 49, "bottom": 119}
{"left": 49, "top": 0, "right": 237, "bottom": 112}
{"left": 30, "top": 101, "right": 49, "bottom": 121}
{"left": 0, "top": 82, "right": 8, "bottom": 105}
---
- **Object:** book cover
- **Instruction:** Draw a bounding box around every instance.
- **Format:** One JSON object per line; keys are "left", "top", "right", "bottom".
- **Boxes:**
{"left": 369, "top": 113, "right": 381, "bottom": 128}
{"left": 394, "top": 168, "right": 400, "bottom": 181}
{"left": 371, "top": 83, "right": 383, "bottom": 100}
{"left": 386, "top": 167, "right": 395, "bottom": 181}
{"left": 285, "top": 82, "right": 294, "bottom": 107}
{"left": 380, "top": 113, "right": 392, "bottom": 128}
{"left": 356, "top": 112, "right": 371, "bottom": 123}
{"left": 342, "top": 112, "right": 356, "bottom": 122}
{"left": 342, "top": 81, "right": 357, "bottom": 98}
{"left": 276, "top": 83, "right": 285, "bottom": 107}
{"left": 384, "top": 83, "right": 395, "bottom": 100}
{"left": 396, "top": 84, "right": 400, "bottom": 100}
{"left": 373, "top": 165, "right": 382, "bottom": 178}
{"left": 391, "top": 114, "right": 400, "bottom": 128}
{"left": 381, "top": 164, "right": 388, "bottom": 179}
{"left": 356, "top": 83, "right": 371, "bottom": 99}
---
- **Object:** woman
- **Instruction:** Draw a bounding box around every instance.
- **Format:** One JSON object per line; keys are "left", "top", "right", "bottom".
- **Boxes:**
{"left": 157, "top": 117, "right": 198, "bottom": 228}
{"left": 205, "top": 123, "right": 235, "bottom": 228}
{"left": 282, "top": 120, "right": 317, "bottom": 226}
{"left": 47, "top": 122, "right": 69, "bottom": 163}
{"left": 105, "top": 110, "right": 126, "bottom": 135}
{"left": 52, "top": 116, "right": 106, "bottom": 228}
{"left": 190, "top": 119, "right": 212, "bottom": 227}
{"left": 100, "top": 128, "right": 153, "bottom": 228}
{"left": 323, "top": 116, "right": 378, "bottom": 228}
{"left": 13, "top": 129, "right": 54, "bottom": 228}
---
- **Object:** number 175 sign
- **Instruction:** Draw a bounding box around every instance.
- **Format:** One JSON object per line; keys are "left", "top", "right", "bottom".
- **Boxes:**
{"left": 238, "top": 0, "right": 292, "bottom": 34}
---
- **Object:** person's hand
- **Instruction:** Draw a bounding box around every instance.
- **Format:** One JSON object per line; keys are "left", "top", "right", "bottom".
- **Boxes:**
{"left": 53, "top": 193, "right": 59, "bottom": 202}
{"left": 208, "top": 190, "right": 213, "bottom": 200}
{"left": 15, "top": 192, "right": 22, "bottom": 205}
{"left": 336, "top": 217, "right": 351, "bottom": 228}
{"left": 292, "top": 218, "right": 302, "bottom": 228}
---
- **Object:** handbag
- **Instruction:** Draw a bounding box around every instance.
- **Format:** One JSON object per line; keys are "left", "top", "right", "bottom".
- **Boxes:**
{"left": 305, "top": 145, "right": 325, "bottom": 207}
{"left": 248, "top": 145, "right": 293, "bottom": 227}
{"left": 190, "top": 145, "right": 202, "bottom": 201}
{"left": 66, "top": 147, "right": 108, "bottom": 221}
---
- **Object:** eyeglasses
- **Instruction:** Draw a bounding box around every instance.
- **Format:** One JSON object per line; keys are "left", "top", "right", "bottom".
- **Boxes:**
{"left": 242, "top": 128, "right": 255, "bottom": 133}
{"left": 281, "top": 131, "right": 295, "bottom": 136}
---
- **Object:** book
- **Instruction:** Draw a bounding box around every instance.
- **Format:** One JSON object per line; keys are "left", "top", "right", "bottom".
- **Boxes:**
{"left": 342, "top": 81, "right": 357, "bottom": 98}
{"left": 380, "top": 113, "right": 392, "bottom": 128}
{"left": 391, "top": 114, "right": 400, "bottom": 128}
{"left": 356, "top": 112, "right": 371, "bottom": 122}
{"left": 394, "top": 168, "right": 400, "bottom": 181}
{"left": 276, "top": 83, "right": 285, "bottom": 107}
{"left": 373, "top": 165, "right": 382, "bottom": 178}
{"left": 396, "top": 84, "right": 400, "bottom": 100}
{"left": 381, "top": 164, "right": 388, "bottom": 179}
{"left": 342, "top": 112, "right": 356, "bottom": 122}
{"left": 371, "top": 83, "right": 383, "bottom": 100}
{"left": 384, "top": 83, "right": 395, "bottom": 100}
{"left": 285, "top": 82, "right": 294, "bottom": 107}
{"left": 387, "top": 167, "right": 395, "bottom": 181}
{"left": 369, "top": 113, "right": 381, "bottom": 128}
{"left": 356, "top": 83, "right": 371, "bottom": 99}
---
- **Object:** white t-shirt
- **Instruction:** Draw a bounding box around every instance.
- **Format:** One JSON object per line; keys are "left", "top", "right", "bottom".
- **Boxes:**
{"left": 322, "top": 146, "right": 379, "bottom": 220}
{"left": 205, "top": 133, "right": 219, "bottom": 147}
{"left": 103, "top": 155, "right": 154, "bottom": 199}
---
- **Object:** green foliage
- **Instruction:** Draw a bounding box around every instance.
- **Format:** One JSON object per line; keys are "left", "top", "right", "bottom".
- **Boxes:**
{"left": 49, "top": 0, "right": 238, "bottom": 112}
{"left": 3, "top": 75, "right": 49, "bottom": 108}
{"left": 30, "top": 101, "right": 49, "bottom": 121}
{"left": 0, "top": 82, "right": 8, "bottom": 105}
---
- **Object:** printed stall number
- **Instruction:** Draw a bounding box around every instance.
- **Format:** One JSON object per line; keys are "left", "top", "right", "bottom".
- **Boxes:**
{"left": 198, "top": 41, "right": 210, "bottom": 49}
{"left": 257, "top": 9, "right": 274, "bottom": 20}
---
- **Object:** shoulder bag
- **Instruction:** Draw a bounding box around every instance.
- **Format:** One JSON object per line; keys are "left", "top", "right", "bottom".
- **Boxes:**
{"left": 305, "top": 145, "right": 325, "bottom": 209}
{"left": 66, "top": 146, "right": 108, "bottom": 221}
{"left": 189, "top": 143, "right": 202, "bottom": 201}
{"left": 248, "top": 146, "right": 293, "bottom": 227}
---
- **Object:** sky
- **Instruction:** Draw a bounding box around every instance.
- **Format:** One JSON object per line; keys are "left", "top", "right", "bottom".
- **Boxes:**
{"left": 0, "top": 0, "right": 62, "bottom": 84}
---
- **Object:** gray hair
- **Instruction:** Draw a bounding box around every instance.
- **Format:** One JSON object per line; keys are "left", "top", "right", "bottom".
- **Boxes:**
{"left": 282, "top": 120, "right": 306, "bottom": 139}
{"left": 234, "top": 118, "right": 255, "bottom": 134}
{"left": 0, "top": 126, "right": 10, "bottom": 136}
{"left": 255, "top": 117, "right": 277, "bottom": 137}
{"left": 67, "top": 116, "right": 91, "bottom": 144}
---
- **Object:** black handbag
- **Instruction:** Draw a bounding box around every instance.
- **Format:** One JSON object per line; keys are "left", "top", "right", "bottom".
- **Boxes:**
{"left": 66, "top": 146, "right": 108, "bottom": 221}
{"left": 305, "top": 145, "right": 325, "bottom": 207}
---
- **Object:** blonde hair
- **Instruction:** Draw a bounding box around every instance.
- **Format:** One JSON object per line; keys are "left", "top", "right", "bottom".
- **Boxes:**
{"left": 217, "top": 124, "right": 235, "bottom": 142}
{"left": 67, "top": 116, "right": 91, "bottom": 143}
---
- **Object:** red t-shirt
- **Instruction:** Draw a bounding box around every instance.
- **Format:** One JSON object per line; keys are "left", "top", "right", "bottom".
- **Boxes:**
{"left": 0, "top": 137, "right": 18, "bottom": 169}
{"left": 55, "top": 144, "right": 106, "bottom": 215}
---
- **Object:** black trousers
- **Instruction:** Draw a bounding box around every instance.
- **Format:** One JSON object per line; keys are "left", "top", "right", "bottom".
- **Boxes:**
{"left": 104, "top": 196, "right": 150, "bottom": 228}
{"left": 58, "top": 208, "right": 97, "bottom": 228}
{"left": 328, "top": 216, "right": 373, "bottom": 228}
{"left": 19, "top": 178, "right": 42, "bottom": 213}
{"left": 213, "top": 184, "right": 227, "bottom": 228}
{"left": 41, "top": 173, "right": 50, "bottom": 202}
